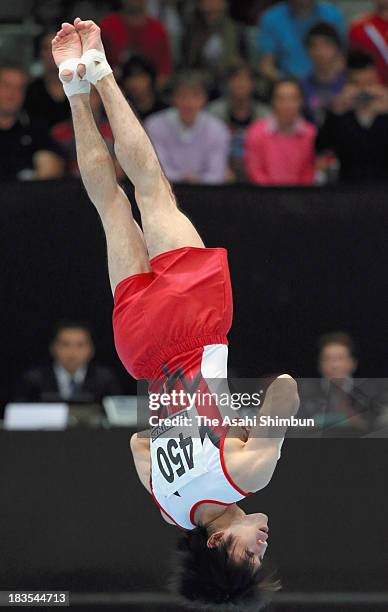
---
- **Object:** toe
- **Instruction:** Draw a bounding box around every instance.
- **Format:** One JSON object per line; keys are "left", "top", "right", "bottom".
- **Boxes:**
{"left": 62, "top": 22, "right": 76, "bottom": 34}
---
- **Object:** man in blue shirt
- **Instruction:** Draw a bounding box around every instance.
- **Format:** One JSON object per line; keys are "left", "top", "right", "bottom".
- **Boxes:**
{"left": 257, "top": 0, "right": 346, "bottom": 80}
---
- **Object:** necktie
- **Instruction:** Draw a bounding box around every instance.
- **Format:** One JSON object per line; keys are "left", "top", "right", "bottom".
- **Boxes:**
{"left": 69, "top": 377, "right": 78, "bottom": 398}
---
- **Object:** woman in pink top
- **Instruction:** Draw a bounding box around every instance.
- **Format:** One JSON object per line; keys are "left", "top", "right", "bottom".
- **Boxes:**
{"left": 244, "top": 79, "right": 316, "bottom": 185}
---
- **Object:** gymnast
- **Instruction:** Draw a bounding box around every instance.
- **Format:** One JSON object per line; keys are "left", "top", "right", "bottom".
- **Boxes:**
{"left": 52, "top": 20, "right": 299, "bottom": 609}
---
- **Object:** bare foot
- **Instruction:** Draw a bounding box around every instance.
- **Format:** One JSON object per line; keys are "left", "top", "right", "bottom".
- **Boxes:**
{"left": 52, "top": 23, "right": 82, "bottom": 82}
{"left": 74, "top": 18, "right": 105, "bottom": 78}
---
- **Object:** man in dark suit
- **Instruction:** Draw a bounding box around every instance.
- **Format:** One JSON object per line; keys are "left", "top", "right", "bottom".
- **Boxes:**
{"left": 15, "top": 320, "right": 121, "bottom": 403}
{"left": 299, "top": 331, "right": 383, "bottom": 435}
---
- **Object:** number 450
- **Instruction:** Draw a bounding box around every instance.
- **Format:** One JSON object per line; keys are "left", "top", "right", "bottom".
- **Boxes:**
{"left": 157, "top": 434, "right": 194, "bottom": 483}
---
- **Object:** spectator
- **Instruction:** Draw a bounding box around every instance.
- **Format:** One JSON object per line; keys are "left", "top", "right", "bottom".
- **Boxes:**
{"left": 183, "top": 0, "right": 247, "bottom": 90}
{"left": 349, "top": 0, "right": 388, "bottom": 85}
{"left": 147, "top": 0, "right": 183, "bottom": 62}
{"left": 65, "top": 1, "right": 115, "bottom": 24}
{"left": 24, "top": 31, "right": 71, "bottom": 127}
{"left": 299, "top": 332, "right": 380, "bottom": 432}
{"left": 316, "top": 50, "right": 388, "bottom": 182}
{"left": 302, "top": 22, "right": 346, "bottom": 125}
{"left": 145, "top": 71, "right": 230, "bottom": 184}
{"left": 15, "top": 321, "right": 121, "bottom": 403}
{"left": 208, "top": 62, "right": 270, "bottom": 180}
{"left": 100, "top": 0, "right": 173, "bottom": 87}
{"left": 258, "top": 0, "right": 346, "bottom": 80}
{"left": 121, "top": 55, "right": 168, "bottom": 121}
{"left": 244, "top": 78, "right": 316, "bottom": 185}
{"left": 51, "top": 86, "right": 124, "bottom": 179}
{"left": 230, "top": 0, "right": 278, "bottom": 26}
{"left": 0, "top": 65, "right": 65, "bottom": 181}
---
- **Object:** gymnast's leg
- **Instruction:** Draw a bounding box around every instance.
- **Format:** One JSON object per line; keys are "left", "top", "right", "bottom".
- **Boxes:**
{"left": 52, "top": 24, "right": 151, "bottom": 293}
{"left": 73, "top": 18, "right": 204, "bottom": 259}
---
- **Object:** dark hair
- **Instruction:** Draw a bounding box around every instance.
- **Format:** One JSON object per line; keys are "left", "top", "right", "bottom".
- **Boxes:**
{"left": 172, "top": 70, "right": 209, "bottom": 95}
{"left": 170, "top": 526, "right": 280, "bottom": 610}
{"left": 305, "top": 22, "right": 342, "bottom": 50}
{"left": 270, "top": 78, "right": 303, "bottom": 100}
{"left": 226, "top": 61, "right": 254, "bottom": 81}
{"left": 0, "top": 63, "right": 27, "bottom": 79}
{"left": 347, "top": 50, "right": 376, "bottom": 72}
{"left": 121, "top": 54, "right": 157, "bottom": 87}
{"left": 318, "top": 332, "right": 357, "bottom": 359}
{"left": 51, "top": 319, "right": 93, "bottom": 342}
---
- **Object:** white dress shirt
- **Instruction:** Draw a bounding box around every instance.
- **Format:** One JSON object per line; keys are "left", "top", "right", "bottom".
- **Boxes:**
{"left": 53, "top": 363, "right": 87, "bottom": 400}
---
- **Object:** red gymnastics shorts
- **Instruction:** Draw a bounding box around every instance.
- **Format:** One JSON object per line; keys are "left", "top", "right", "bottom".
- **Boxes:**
{"left": 112, "top": 246, "right": 233, "bottom": 381}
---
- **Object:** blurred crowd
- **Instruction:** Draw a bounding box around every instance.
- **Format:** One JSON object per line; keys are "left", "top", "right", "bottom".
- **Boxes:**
{"left": 0, "top": 0, "right": 388, "bottom": 185}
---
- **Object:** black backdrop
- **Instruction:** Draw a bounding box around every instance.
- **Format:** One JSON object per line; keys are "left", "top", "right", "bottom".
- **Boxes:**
{"left": 0, "top": 431, "right": 387, "bottom": 594}
{"left": 1, "top": 180, "right": 388, "bottom": 405}
{"left": 1, "top": 181, "right": 388, "bottom": 601}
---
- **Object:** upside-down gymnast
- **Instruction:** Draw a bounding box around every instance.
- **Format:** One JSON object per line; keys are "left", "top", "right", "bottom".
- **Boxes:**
{"left": 52, "top": 19, "right": 300, "bottom": 610}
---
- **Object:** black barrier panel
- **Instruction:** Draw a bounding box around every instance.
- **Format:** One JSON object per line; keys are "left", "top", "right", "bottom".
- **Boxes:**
{"left": 0, "top": 431, "right": 387, "bottom": 593}
{"left": 1, "top": 181, "right": 388, "bottom": 411}
{"left": 1, "top": 181, "right": 388, "bottom": 604}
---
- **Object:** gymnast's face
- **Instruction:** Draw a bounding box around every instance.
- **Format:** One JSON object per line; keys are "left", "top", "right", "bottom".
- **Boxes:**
{"left": 209, "top": 512, "right": 269, "bottom": 569}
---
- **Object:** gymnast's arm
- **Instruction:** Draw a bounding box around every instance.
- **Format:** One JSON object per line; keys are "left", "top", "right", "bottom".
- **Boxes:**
{"left": 130, "top": 431, "right": 151, "bottom": 494}
{"left": 130, "top": 432, "right": 176, "bottom": 525}
{"left": 231, "top": 375, "right": 300, "bottom": 493}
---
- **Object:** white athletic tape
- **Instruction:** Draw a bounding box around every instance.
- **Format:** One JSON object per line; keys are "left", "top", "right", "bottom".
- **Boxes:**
{"left": 79, "top": 49, "right": 112, "bottom": 85}
{"left": 58, "top": 58, "right": 91, "bottom": 98}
